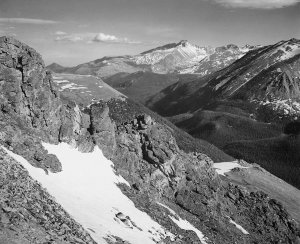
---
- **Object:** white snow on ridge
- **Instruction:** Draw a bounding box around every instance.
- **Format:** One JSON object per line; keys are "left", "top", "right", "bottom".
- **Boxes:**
{"left": 157, "top": 202, "right": 208, "bottom": 244}
{"left": 52, "top": 76, "right": 64, "bottom": 79}
{"left": 213, "top": 161, "right": 248, "bottom": 176}
{"left": 2, "top": 143, "right": 174, "bottom": 244}
{"left": 60, "top": 83, "right": 75, "bottom": 90}
{"left": 53, "top": 79, "right": 70, "bottom": 84}
{"left": 229, "top": 219, "right": 249, "bottom": 235}
{"left": 256, "top": 99, "right": 300, "bottom": 118}
{"left": 280, "top": 44, "right": 300, "bottom": 60}
{"left": 56, "top": 82, "right": 89, "bottom": 91}
{"left": 135, "top": 42, "right": 208, "bottom": 66}
{"left": 156, "top": 202, "right": 177, "bottom": 216}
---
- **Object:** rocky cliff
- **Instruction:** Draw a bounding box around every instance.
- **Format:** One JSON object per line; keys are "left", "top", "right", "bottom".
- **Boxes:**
{"left": 0, "top": 36, "right": 299, "bottom": 243}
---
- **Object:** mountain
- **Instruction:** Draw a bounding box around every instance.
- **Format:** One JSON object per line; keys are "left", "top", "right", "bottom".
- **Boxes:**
{"left": 47, "top": 40, "right": 258, "bottom": 104}
{"left": 104, "top": 72, "right": 200, "bottom": 104}
{"left": 191, "top": 44, "right": 259, "bottom": 76}
{"left": 51, "top": 73, "right": 126, "bottom": 106}
{"left": 133, "top": 40, "right": 212, "bottom": 74}
{"left": 47, "top": 40, "right": 257, "bottom": 77}
{"left": 147, "top": 38, "right": 300, "bottom": 118}
{"left": 46, "top": 62, "right": 67, "bottom": 73}
{"left": 1, "top": 36, "right": 300, "bottom": 243}
{"left": 146, "top": 38, "right": 300, "bottom": 189}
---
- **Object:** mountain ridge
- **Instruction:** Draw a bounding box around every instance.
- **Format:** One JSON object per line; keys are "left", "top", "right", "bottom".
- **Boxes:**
{"left": 146, "top": 38, "right": 300, "bottom": 190}
{"left": 1, "top": 36, "right": 300, "bottom": 244}
{"left": 46, "top": 39, "right": 260, "bottom": 77}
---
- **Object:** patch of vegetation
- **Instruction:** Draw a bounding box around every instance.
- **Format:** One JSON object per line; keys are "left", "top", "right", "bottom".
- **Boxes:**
{"left": 224, "top": 136, "right": 300, "bottom": 188}
{"left": 173, "top": 109, "right": 281, "bottom": 148}
{"left": 284, "top": 121, "right": 300, "bottom": 136}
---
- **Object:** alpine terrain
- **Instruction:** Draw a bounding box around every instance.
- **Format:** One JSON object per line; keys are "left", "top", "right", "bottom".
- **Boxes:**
{"left": 146, "top": 38, "right": 300, "bottom": 189}
{"left": 47, "top": 40, "right": 258, "bottom": 104}
{"left": 1, "top": 36, "right": 300, "bottom": 244}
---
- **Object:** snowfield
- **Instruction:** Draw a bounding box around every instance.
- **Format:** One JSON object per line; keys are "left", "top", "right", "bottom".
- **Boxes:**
{"left": 157, "top": 202, "right": 208, "bottom": 244}
{"left": 229, "top": 218, "right": 249, "bottom": 235}
{"left": 2, "top": 143, "right": 174, "bottom": 244}
{"left": 213, "top": 161, "right": 249, "bottom": 176}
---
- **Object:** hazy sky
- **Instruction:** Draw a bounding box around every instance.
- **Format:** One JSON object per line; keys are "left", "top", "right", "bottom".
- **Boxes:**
{"left": 0, "top": 0, "right": 299, "bottom": 66}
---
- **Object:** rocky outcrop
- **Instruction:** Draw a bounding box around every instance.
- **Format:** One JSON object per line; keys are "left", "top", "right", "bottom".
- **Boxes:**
{"left": 100, "top": 99, "right": 300, "bottom": 243}
{"left": 0, "top": 148, "right": 95, "bottom": 244}
{"left": 0, "top": 37, "right": 95, "bottom": 171}
{"left": 0, "top": 37, "right": 63, "bottom": 141}
{"left": 1, "top": 37, "right": 300, "bottom": 243}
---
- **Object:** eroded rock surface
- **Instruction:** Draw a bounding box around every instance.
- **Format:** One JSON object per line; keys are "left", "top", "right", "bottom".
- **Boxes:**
{"left": 0, "top": 148, "right": 96, "bottom": 244}
{"left": 0, "top": 36, "right": 299, "bottom": 243}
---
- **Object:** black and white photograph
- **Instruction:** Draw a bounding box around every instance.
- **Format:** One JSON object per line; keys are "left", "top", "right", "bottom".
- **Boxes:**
{"left": 0, "top": 0, "right": 299, "bottom": 243}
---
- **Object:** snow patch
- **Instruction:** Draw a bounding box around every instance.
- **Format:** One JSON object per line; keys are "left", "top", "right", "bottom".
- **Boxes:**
{"left": 213, "top": 161, "right": 248, "bottom": 176}
{"left": 229, "top": 219, "right": 249, "bottom": 235}
{"left": 2, "top": 144, "right": 174, "bottom": 244}
{"left": 60, "top": 83, "right": 75, "bottom": 90}
{"left": 157, "top": 202, "right": 208, "bottom": 244}
{"left": 255, "top": 99, "right": 300, "bottom": 119}
{"left": 156, "top": 202, "right": 177, "bottom": 216}
{"left": 280, "top": 44, "right": 300, "bottom": 60}
{"left": 53, "top": 79, "right": 70, "bottom": 84}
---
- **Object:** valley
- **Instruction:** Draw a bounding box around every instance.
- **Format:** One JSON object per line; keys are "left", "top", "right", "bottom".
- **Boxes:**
{"left": 1, "top": 32, "right": 300, "bottom": 244}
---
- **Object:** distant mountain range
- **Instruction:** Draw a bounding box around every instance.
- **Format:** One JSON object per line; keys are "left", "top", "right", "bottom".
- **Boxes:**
{"left": 147, "top": 38, "right": 300, "bottom": 121}
{"left": 146, "top": 38, "right": 300, "bottom": 189}
{"left": 47, "top": 40, "right": 259, "bottom": 103}
{"left": 2, "top": 36, "right": 300, "bottom": 244}
{"left": 47, "top": 40, "right": 258, "bottom": 77}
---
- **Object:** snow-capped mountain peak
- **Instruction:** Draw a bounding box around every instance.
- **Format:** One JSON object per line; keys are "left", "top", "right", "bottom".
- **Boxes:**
{"left": 47, "top": 40, "right": 261, "bottom": 76}
{"left": 134, "top": 40, "right": 207, "bottom": 66}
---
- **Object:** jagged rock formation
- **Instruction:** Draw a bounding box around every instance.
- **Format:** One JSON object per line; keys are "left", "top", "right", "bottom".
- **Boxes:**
{"left": 0, "top": 149, "right": 96, "bottom": 244}
{"left": 1, "top": 36, "right": 300, "bottom": 243}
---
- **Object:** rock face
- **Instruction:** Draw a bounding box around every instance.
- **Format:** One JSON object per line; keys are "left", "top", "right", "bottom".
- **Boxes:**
{"left": 1, "top": 37, "right": 300, "bottom": 243}
{"left": 0, "top": 37, "right": 62, "bottom": 141}
{"left": 0, "top": 148, "right": 96, "bottom": 244}
{"left": 0, "top": 37, "right": 99, "bottom": 171}
{"left": 101, "top": 99, "right": 300, "bottom": 243}
{"left": 0, "top": 36, "right": 65, "bottom": 172}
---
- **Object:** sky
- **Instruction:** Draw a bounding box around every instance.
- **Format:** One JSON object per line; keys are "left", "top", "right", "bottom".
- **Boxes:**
{"left": 0, "top": 0, "right": 299, "bottom": 66}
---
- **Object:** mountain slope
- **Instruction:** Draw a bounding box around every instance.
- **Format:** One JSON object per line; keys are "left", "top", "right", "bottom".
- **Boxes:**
{"left": 47, "top": 41, "right": 258, "bottom": 105}
{"left": 1, "top": 36, "right": 300, "bottom": 243}
{"left": 146, "top": 38, "right": 300, "bottom": 189}
{"left": 104, "top": 72, "right": 199, "bottom": 104}
{"left": 52, "top": 73, "right": 126, "bottom": 106}
{"left": 147, "top": 38, "right": 300, "bottom": 118}
{"left": 47, "top": 40, "right": 257, "bottom": 78}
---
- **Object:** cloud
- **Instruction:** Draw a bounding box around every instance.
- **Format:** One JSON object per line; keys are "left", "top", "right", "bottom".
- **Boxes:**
{"left": 54, "top": 31, "right": 141, "bottom": 44}
{"left": 92, "top": 32, "right": 141, "bottom": 44}
{"left": 54, "top": 31, "right": 92, "bottom": 42}
{"left": 93, "top": 33, "right": 118, "bottom": 42}
{"left": 210, "top": 0, "right": 300, "bottom": 9}
{"left": 0, "top": 18, "right": 58, "bottom": 24}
